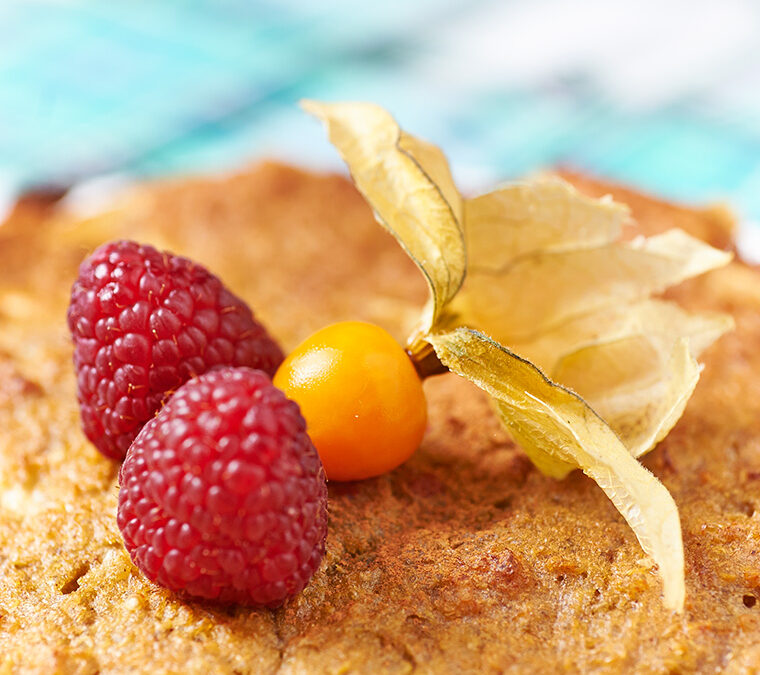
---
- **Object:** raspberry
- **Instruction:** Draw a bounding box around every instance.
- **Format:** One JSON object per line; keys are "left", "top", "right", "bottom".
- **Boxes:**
{"left": 67, "top": 240, "right": 284, "bottom": 460}
{"left": 117, "top": 367, "right": 328, "bottom": 607}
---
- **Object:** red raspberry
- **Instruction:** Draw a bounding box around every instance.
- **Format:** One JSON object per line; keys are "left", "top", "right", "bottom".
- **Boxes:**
{"left": 117, "top": 367, "right": 328, "bottom": 607}
{"left": 67, "top": 240, "right": 284, "bottom": 460}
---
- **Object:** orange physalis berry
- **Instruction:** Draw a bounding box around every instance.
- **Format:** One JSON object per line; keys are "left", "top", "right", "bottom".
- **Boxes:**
{"left": 273, "top": 321, "right": 427, "bottom": 481}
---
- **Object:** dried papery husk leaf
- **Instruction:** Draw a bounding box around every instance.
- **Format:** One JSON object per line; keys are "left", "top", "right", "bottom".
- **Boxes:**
{"left": 465, "top": 177, "right": 629, "bottom": 267}
{"left": 507, "top": 300, "right": 732, "bottom": 458}
{"left": 510, "top": 299, "right": 732, "bottom": 374}
{"left": 302, "top": 100, "right": 465, "bottom": 334}
{"left": 554, "top": 336, "right": 699, "bottom": 458}
{"left": 455, "top": 228, "right": 732, "bottom": 343}
{"left": 548, "top": 311, "right": 733, "bottom": 458}
{"left": 427, "top": 327, "right": 685, "bottom": 611}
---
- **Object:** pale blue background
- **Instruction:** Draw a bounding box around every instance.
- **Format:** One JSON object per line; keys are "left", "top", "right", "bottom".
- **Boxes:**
{"left": 1, "top": 0, "right": 759, "bottom": 225}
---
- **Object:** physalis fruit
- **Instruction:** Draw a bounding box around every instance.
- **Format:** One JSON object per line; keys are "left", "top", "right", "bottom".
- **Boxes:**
{"left": 289, "top": 99, "right": 733, "bottom": 612}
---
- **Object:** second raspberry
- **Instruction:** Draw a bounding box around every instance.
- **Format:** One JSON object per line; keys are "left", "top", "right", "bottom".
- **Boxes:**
{"left": 68, "top": 240, "right": 284, "bottom": 460}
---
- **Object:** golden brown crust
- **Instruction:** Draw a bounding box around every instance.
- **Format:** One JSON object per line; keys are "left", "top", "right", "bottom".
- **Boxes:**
{"left": 1, "top": 163, "right": 759, "bottom": 674}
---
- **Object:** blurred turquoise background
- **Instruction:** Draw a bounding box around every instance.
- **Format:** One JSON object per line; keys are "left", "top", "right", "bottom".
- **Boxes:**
{"left": 2, "top": 0, "right": 760, "bottom": 227}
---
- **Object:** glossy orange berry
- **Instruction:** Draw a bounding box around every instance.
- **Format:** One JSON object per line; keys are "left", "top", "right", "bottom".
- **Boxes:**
{"left": 273, "top": 321, "right": 427, "bottom": 481}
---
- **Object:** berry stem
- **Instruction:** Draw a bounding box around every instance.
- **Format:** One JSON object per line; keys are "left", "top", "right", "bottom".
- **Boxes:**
{"left": 406, "top": 340, "right": 448, "bottom": 380}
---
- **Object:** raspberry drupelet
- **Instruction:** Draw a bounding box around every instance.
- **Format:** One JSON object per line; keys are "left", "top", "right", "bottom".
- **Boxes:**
{"left": 67, "top": 240, "right": 284, "bottom": 460}
{"left": 117, "top": 367, "right": 328, "bottom": 607}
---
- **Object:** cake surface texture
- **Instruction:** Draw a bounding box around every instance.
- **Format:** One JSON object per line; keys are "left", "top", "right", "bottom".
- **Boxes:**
{"left": 0, "top": 163, "right": 759, "bottom": 674}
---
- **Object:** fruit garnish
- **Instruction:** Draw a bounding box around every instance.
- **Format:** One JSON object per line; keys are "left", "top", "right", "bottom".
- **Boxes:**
{"left": 67, "top": 240, "right": 284, "bottom": 460}
{"left": 303, "top": 100, "right": 734, "bottom": 611}
{"left": 117, "top": 367, "right": 327, "bottom": 607}
{"left": 274, "top": 321, "right": 427, "bottom": 481}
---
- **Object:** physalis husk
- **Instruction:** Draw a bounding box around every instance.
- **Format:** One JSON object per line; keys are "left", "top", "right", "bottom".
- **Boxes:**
{"left": 303, "top": 100, "right": 733, "bottom": 612}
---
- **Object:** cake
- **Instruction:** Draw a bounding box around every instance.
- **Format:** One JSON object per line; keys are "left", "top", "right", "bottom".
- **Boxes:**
{"left": 1, "top": 162, "right": 758, "bottom": 673}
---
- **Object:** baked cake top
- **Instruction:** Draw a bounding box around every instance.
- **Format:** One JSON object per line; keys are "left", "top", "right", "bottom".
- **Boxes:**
{"left": 1, "top": 162, "right": 758, "bottom": 674}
